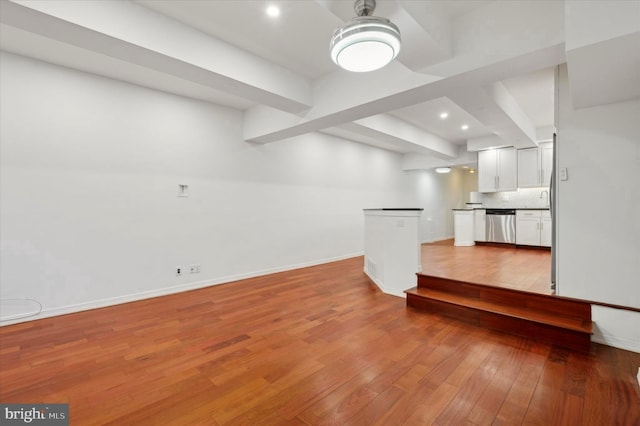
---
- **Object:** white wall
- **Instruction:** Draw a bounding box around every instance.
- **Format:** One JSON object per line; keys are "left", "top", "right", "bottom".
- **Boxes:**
{"left": 411, "top": 168, "right": 477, "bottom": 243}
{"left": 0, "top": 52, "right": 425, "bottom": 323}
{"left": 556, "top": 64, "right": 640, "bottom": 352}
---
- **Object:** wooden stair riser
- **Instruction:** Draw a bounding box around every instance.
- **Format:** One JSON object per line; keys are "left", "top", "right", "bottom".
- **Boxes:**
{"left": 408, "top": 274, "right": 593, "bottom": 352}
{"left": 417, "top": 275, "right": 591, "bottom": 322}
{"left": 406, "top": 295, "right": 591, "bottom": 352}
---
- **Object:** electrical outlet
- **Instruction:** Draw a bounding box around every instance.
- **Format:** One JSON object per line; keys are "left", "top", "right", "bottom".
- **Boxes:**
{"left": 176, "top": 267, "right": 182, "bottom": 276}
{"left": 189, "top": 264, "right": 200, "bottom": 274}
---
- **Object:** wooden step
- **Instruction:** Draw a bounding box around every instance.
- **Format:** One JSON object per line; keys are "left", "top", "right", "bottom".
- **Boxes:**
{"left": 406, "top": 274, "right": 593, "bottom": 352}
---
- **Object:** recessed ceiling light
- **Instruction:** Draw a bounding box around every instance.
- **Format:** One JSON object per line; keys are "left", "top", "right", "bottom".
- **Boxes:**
{"left": 469, "top": 169, "right": 476, "bottom": 173}
{"left": 266, "top": 5, "right": 280, "bottom": 17}
{"left": 439, "top": 112, "right": 449, "bottom": 119}
{"left": 461, "top": 124, "right": 469, "bottom": 131}
{"left": 435, "top": 167, "right": 451, "bottom": 174}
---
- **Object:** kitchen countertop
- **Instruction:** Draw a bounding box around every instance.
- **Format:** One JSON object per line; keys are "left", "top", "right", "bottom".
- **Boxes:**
{"left": 453, "top": 207, "right": 550, "bottom": 211}
{"left": 363, "top": 208, "right": 424, "bottom": 211}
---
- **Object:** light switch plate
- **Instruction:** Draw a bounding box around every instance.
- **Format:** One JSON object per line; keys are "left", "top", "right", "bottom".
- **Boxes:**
{"left": 559, "top": 167, "right": 568, "bottom": 181}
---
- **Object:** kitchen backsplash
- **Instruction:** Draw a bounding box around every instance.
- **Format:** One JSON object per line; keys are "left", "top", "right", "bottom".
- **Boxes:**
{"left": 478, "top": 188, "right": 550, "bottom": 209}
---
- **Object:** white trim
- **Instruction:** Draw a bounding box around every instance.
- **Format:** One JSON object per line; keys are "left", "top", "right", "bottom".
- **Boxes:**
{"left": 591, "top": 332, "right": 640, "bottom": 354}
{"left": 421, "top": 235, "right": 454, "bottom": 244}
{"left": 363, "top": 268, "right": 409, "bottom": 299}
{"left": 0, "top": 252, "right": 363, "bottom": 326}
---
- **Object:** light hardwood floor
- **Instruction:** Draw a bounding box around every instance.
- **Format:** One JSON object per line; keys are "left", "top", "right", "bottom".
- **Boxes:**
{"left": 1, "top": 255, "right": 638, "bottom": 425}
{"left": 421, "top": 240, "right": 552, "bottom": 295}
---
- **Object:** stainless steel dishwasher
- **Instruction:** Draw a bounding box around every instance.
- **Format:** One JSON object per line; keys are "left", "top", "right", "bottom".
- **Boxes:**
{"left": 485, "top": 209, "right": 516, "bottom": 243}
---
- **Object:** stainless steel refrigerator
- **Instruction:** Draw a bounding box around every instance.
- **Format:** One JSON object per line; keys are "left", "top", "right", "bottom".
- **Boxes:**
{"left": 550, "top": 132, "right": 557, "bottom": 290}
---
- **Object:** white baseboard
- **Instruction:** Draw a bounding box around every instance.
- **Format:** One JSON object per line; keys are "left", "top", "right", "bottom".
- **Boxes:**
{"left": 591, "top": 332, "right": 640, "bottom": 354}
{"left": 590, "top": 307, "right": 640, "bottom": 353}
{"left": 363, "top": 268, "right": 409, "bottom": 299}
{"left": 0, "top": 251, "right": 364, "bottom": 326}
{"left": 422, "top": 235, "right": 454, "bottom": 244}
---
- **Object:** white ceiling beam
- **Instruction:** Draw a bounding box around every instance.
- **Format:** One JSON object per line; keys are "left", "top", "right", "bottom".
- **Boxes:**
{"left": 346, "top": 114, "right": 459, "bottom": 159}
{"left": 401, "top": 150, "right": 477, "bottom": 171}
{"left": 244, "top": 43, "right": 566, "bottom": 144}
{"left": 320, "top": 127, "right": 422, "bottom": 154}
{"left": 0, "top": 0, "right": 312, "bottom": 113}
{"left": 449, "top": 83, "right": 538, "bottom": 149}
{"left": 467, "top": 135, "right": 511, "bottom": 152}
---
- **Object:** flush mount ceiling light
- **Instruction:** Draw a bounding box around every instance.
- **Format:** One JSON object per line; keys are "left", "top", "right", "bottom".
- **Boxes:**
{"left": 330, "top": 0, "right": 401, "bottom": 72}
{"left": 265, "top": 5, "right": 280, "bottom": 18}
{"left": 435, "top": 167, "right": 452, "bottom": 174}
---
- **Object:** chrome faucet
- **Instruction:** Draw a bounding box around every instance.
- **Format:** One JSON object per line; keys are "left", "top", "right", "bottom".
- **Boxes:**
{"left": 540, "top": 190, "right": 549, "bottom": 206}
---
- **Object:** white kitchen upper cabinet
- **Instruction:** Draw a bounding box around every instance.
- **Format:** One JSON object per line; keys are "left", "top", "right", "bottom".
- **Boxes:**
{"left": 518, "top": 147, "right": 541, "bottom": 188}
{"left": 540, "top": 142, "right": 553, "bottom": 187}
{"left": 517, "top": 142, "right": 553, "bottom": 188}
{"left": 497, "top": 148, "right": 517, "bottom": 191}
{"left": 478, "top": 147, "right": 516, "bottom": 192}
{"left": 478, "top": 149, "right": 498, "bottom": 192}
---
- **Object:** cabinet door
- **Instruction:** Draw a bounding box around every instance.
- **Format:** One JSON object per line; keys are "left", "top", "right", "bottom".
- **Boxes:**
{"left": 516, "top": 217, "right": 541, "bottom": 245}
{"left": 497, "top": 147, "right": 517, "bottom": 191}
{"left": 518, "top": 147, "right": 540, "bottom": 188}
{"left": 540, "top": 217, "right": 552, "bottom": 247}
{"left": 478, "top": 150, "right": 497, "bottom": 192}
{"left": 540, "top": 143, "right": 553, "bottom": 187}
{"left": 474, "top": 210, "right": 486, "bottom": 242}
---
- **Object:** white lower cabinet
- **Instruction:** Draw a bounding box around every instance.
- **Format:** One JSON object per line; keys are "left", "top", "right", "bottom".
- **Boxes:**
{"left": 474, "top": 209, "right": 486, "bottom": 242}
{"left": 516, "top": 210, "right": 551, "bottom": 247}
{"left": 540, "top": 215, "right": 552, "bottom": 247}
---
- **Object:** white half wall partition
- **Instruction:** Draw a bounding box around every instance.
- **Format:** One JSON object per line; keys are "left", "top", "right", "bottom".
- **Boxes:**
{"left": 363, "top": 209, "right": 423, "bottom": 298}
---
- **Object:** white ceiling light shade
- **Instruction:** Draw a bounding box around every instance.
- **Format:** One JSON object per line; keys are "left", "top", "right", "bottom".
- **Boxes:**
{"left": 265, "top": 5, "right": 280, "bottom": 18}
{"left": 435, "top": 167, "right": 452, "bottom": 174}
{"left": 330, "top": 0, "right": 401, "bottom": 73}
